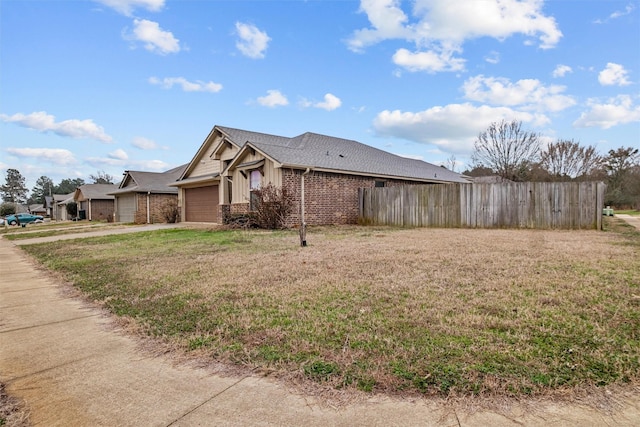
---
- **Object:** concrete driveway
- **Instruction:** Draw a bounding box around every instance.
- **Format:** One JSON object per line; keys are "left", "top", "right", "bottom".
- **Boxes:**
{"left": 1, "top": 227, "right": 639, "bottom": 426}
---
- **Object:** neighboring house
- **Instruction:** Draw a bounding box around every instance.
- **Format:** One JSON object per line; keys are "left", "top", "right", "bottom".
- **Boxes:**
{"left": 109, "top": 165, "right": 187, "bottom": 223}
{"left": 74, "top": 184, "right": 118, "bottom": 221}
{"left": 28, "top": 204, "right": 46, "bottom": 215}
{"left": 171, "top": 125, "right": 469, "bottom": 226}
{"left": 53, "top": 193, "right": 76, "bottom": 221}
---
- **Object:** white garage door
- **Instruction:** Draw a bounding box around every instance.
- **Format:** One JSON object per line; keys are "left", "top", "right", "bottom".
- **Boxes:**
{"left": 117, "top": 194, "right": 136, "bottom": 223}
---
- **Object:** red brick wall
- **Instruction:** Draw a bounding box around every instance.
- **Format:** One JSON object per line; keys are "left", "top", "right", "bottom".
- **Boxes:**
{"left": 134, "top": 194, "right": 178, "bottom": 224}
{"left": 283, "top": 169, "right": 416, "bottom": 226}
{"left": 221, "top": 170, "right": 422, "bottom": 226}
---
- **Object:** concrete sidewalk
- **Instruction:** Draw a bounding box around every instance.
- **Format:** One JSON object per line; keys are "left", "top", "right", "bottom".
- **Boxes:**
{"left": 616, "top": 214, "right": 640, "bottom": 230}
{"left": 1, "top": 238, "right": 639, "bottom": 426}
{"left": 10, "top": 223, "right": 183, "bottom": 246}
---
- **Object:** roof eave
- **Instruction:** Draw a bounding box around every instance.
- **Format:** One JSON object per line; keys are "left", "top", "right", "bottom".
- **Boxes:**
{"left": 169, "top": 174, "right": 221, "bottom": 187}
{"left": 277, "top": 164, "right": 465, "bottom": 183}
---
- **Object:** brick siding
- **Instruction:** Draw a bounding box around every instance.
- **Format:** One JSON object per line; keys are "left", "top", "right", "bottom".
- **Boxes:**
{"left": 222, "top": 169, "right": 420, "bottom": 227}
{"left": 134, "top": 194, "right": 178, "bottom": 224}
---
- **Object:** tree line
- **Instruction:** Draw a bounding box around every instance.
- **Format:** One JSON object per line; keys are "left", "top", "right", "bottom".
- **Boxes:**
{"left": 0, "top": 170, "right": 115, "bottom": 206}
{"left": 464, "top": 119, "right": 639, "bottom": 209}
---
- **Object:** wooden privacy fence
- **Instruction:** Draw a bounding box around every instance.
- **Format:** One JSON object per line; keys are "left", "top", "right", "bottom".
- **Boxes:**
{"left": 359, "top": 182, "right": 607, "bottom": 229}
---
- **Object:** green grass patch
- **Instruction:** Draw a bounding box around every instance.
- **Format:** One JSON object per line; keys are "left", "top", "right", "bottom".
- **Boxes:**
{"left": 21, "top": 226, "right": 640, "bottom": 398}
{"left": 615, "top": 210, "right": 640, "bottom": 216}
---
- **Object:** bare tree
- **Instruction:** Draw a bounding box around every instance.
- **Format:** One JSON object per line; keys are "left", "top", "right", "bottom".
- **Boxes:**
{"left": 472, "top": 120, "right": 540, "bottom": 181}
{"left": 89, "top": 170, "right": 115, "bottom": 184}
{"left": 540, "top": 139, "right": 602, "bottom": 180}
{"left": 444, "top": 154, "right": 457, "bottom": 172}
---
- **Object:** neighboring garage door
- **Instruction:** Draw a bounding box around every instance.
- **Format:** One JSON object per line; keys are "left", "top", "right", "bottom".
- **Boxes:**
{"left": 184, "top": 185, "right": 219, "bottom": 222}
{"left": 117, "top": 194, "right": 136, "bottom": 223}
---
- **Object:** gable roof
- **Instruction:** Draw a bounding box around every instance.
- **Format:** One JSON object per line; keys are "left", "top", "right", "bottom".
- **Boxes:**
{"left": 232, "top": 130, "right": 468, "bottom": 183}
{"left": 177, "top": 125, "right": 469, "bottom": 185}
{"left": 216, "top": 126, "right": 291, "bottom": 147}
{"left": 109, "top": 164, "right": 187, "bottom": 195}
{"left": 74, "top": 184, "right": 118, "bottom": 201}
{"left": 54, "top": 192, "right": 76, "bottom": 204}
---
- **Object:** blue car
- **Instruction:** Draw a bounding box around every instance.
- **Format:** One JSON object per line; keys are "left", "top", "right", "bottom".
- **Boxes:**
{"left": 5, "top": 213, "right": 44, "bottom": 226}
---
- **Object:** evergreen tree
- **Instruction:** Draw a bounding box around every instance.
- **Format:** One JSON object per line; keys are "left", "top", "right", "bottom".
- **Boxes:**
{"left": 30, "top": 176, "right": 54, "bottom": 204}
{"left": 1, "top": 168, "right": 29, "bottom": 204}
{"left": 54, "top": 178, "right": 85, "bottom": 194}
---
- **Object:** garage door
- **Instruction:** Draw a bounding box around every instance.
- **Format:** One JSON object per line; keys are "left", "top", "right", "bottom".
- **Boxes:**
{"left": 117, "top": 194, "right": 136, "bottom": 223}
{"left": 184, "top": 185, "right": 219, "bottom": 222}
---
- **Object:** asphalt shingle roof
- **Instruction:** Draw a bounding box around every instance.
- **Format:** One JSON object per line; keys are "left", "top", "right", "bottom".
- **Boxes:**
{"left": 216, "top": 126, "right": 468, "bottom": 183}
{"left": 75, "top": 184, "right": 118, "bottom": 200}
{"left": 110, "top": 164, "right": 188, "bottom": 195}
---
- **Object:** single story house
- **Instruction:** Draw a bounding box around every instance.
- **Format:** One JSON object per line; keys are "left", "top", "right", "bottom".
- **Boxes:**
{"left": 109, "top": 164, "right": 187, "bottom": 223}
{"left": 74, "top": 184, "right": 118, "bottom": 221}
{"left": 171, "top": 125, "right": 469, "bottom": 226}
{"left": 52, "top": 193, "right": 76, "bottom": 221}
{"left": 28, "top": 204, "right": 46, "bottom": 216}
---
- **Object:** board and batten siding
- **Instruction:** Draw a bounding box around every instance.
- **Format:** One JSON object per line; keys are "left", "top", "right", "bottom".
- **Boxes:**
{"left": 359, "top": 182, "right": 606, "bottom": 230}
{"left": 229, "top": 155, "right": 282, "bottom": 204}
{"left": 189, "top": 136, "right": 222, "bottom": 177}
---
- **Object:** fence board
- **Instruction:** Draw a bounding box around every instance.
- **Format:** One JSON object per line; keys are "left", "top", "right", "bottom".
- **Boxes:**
{"left": 360, "top": 182, "right": 606, "bottom": 229}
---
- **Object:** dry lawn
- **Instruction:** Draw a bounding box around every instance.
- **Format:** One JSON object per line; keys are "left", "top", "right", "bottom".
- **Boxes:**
{"left": 23, "top": 219, "right": 640, "bottom": 398}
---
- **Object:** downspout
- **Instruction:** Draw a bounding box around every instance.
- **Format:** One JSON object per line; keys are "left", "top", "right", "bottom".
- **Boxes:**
{"left": 300, "top": 168, "right": 311, "bottom": 247}
{"left": 88, "top": 198, "right": 92, "bottom": 221}
{"left": 147, "top": 192, "right": 151, "bottom": 224}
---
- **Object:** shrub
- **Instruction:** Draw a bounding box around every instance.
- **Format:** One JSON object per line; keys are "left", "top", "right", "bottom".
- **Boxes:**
{"left": 160, "top": 198, "right": 180, "bottom": 223}
{"left": 251, "top": 183, "right": 294, "bottom": 229}
{"left": 223, "top": 213, "right": 258, "bottom": 229}
{"left": 66, "top": 202, "right": 78, "bottom": 218}
{"left": 0, "top": 202, "right": 16, "bottom": 216}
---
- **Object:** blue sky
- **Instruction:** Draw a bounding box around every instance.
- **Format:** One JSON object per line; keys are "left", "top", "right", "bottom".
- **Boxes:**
{"left": 1, "top": 0, "right": 639, "bottom": 190}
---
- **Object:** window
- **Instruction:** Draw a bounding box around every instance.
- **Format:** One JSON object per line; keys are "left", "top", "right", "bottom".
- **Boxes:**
{"left": 249, "top": 169, "right": 261, "bottom": 210}
{"left": 375, "top": 180, "right": 386, "bottom": 188}
{"left": 250, "top": 170, "right": 262, "bottom": 190}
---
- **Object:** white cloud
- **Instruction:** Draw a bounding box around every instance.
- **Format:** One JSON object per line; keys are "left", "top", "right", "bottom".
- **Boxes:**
{"left": 484, "top": 51, "right": 500, "bottom": 64}
{"left": 373, "top": 103, "right": 548, "bottom": 153}
{"left": 573, "top": 95, "right": 640, "bottom": 129}
{"left": 594, "top": 3, "right": 635, "bottom": 24}
{"left": 392, "top": 48, "right": 465, "bottom": 73}
{"left": 462, "top": 75, "right": 576, "bottom": 112}
{"left": 148, "top": 76, "right": 222, "bottom": 93}
{"left": 85, "top": 155, "right": 169, "bottom": 171}
{"left": 133, "top": 159, "right": 170, "bottom": 171}
{"left": 95, "top": 0, "right": 164, "bottom": 16}
{"left": 552, "top": 64, "right": 572, "bottom": 78}
{"left": 315, "top": 93, "right": 342, "bottom": 111}
{"left": 132, "top": 136, "right": 159, "bottom": 150}
{"left": 127, "top": 19, "right": 180, "bottom": 55}
{"left": 396, "top": 153, "right": 425, "bottom": 161}
{"left": 5, "top": 147, "right": 77, "bottom": 166}
{"left": 0, "top": 111, "right": 112, "bottom": 143}
{"left": 109, "top": 148, "right": 129, "bottom": 160}
{"left": 598, "top": 63, "right": 631, "bottom": 86}
{"left": 348, "top": 0, "right": 562, "bottom": 73}
{"left": 235, "top": 22, "right": 271, "bottom": 59}
{"left": 257, "top": 90, "right": 289, "bottom": 108}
